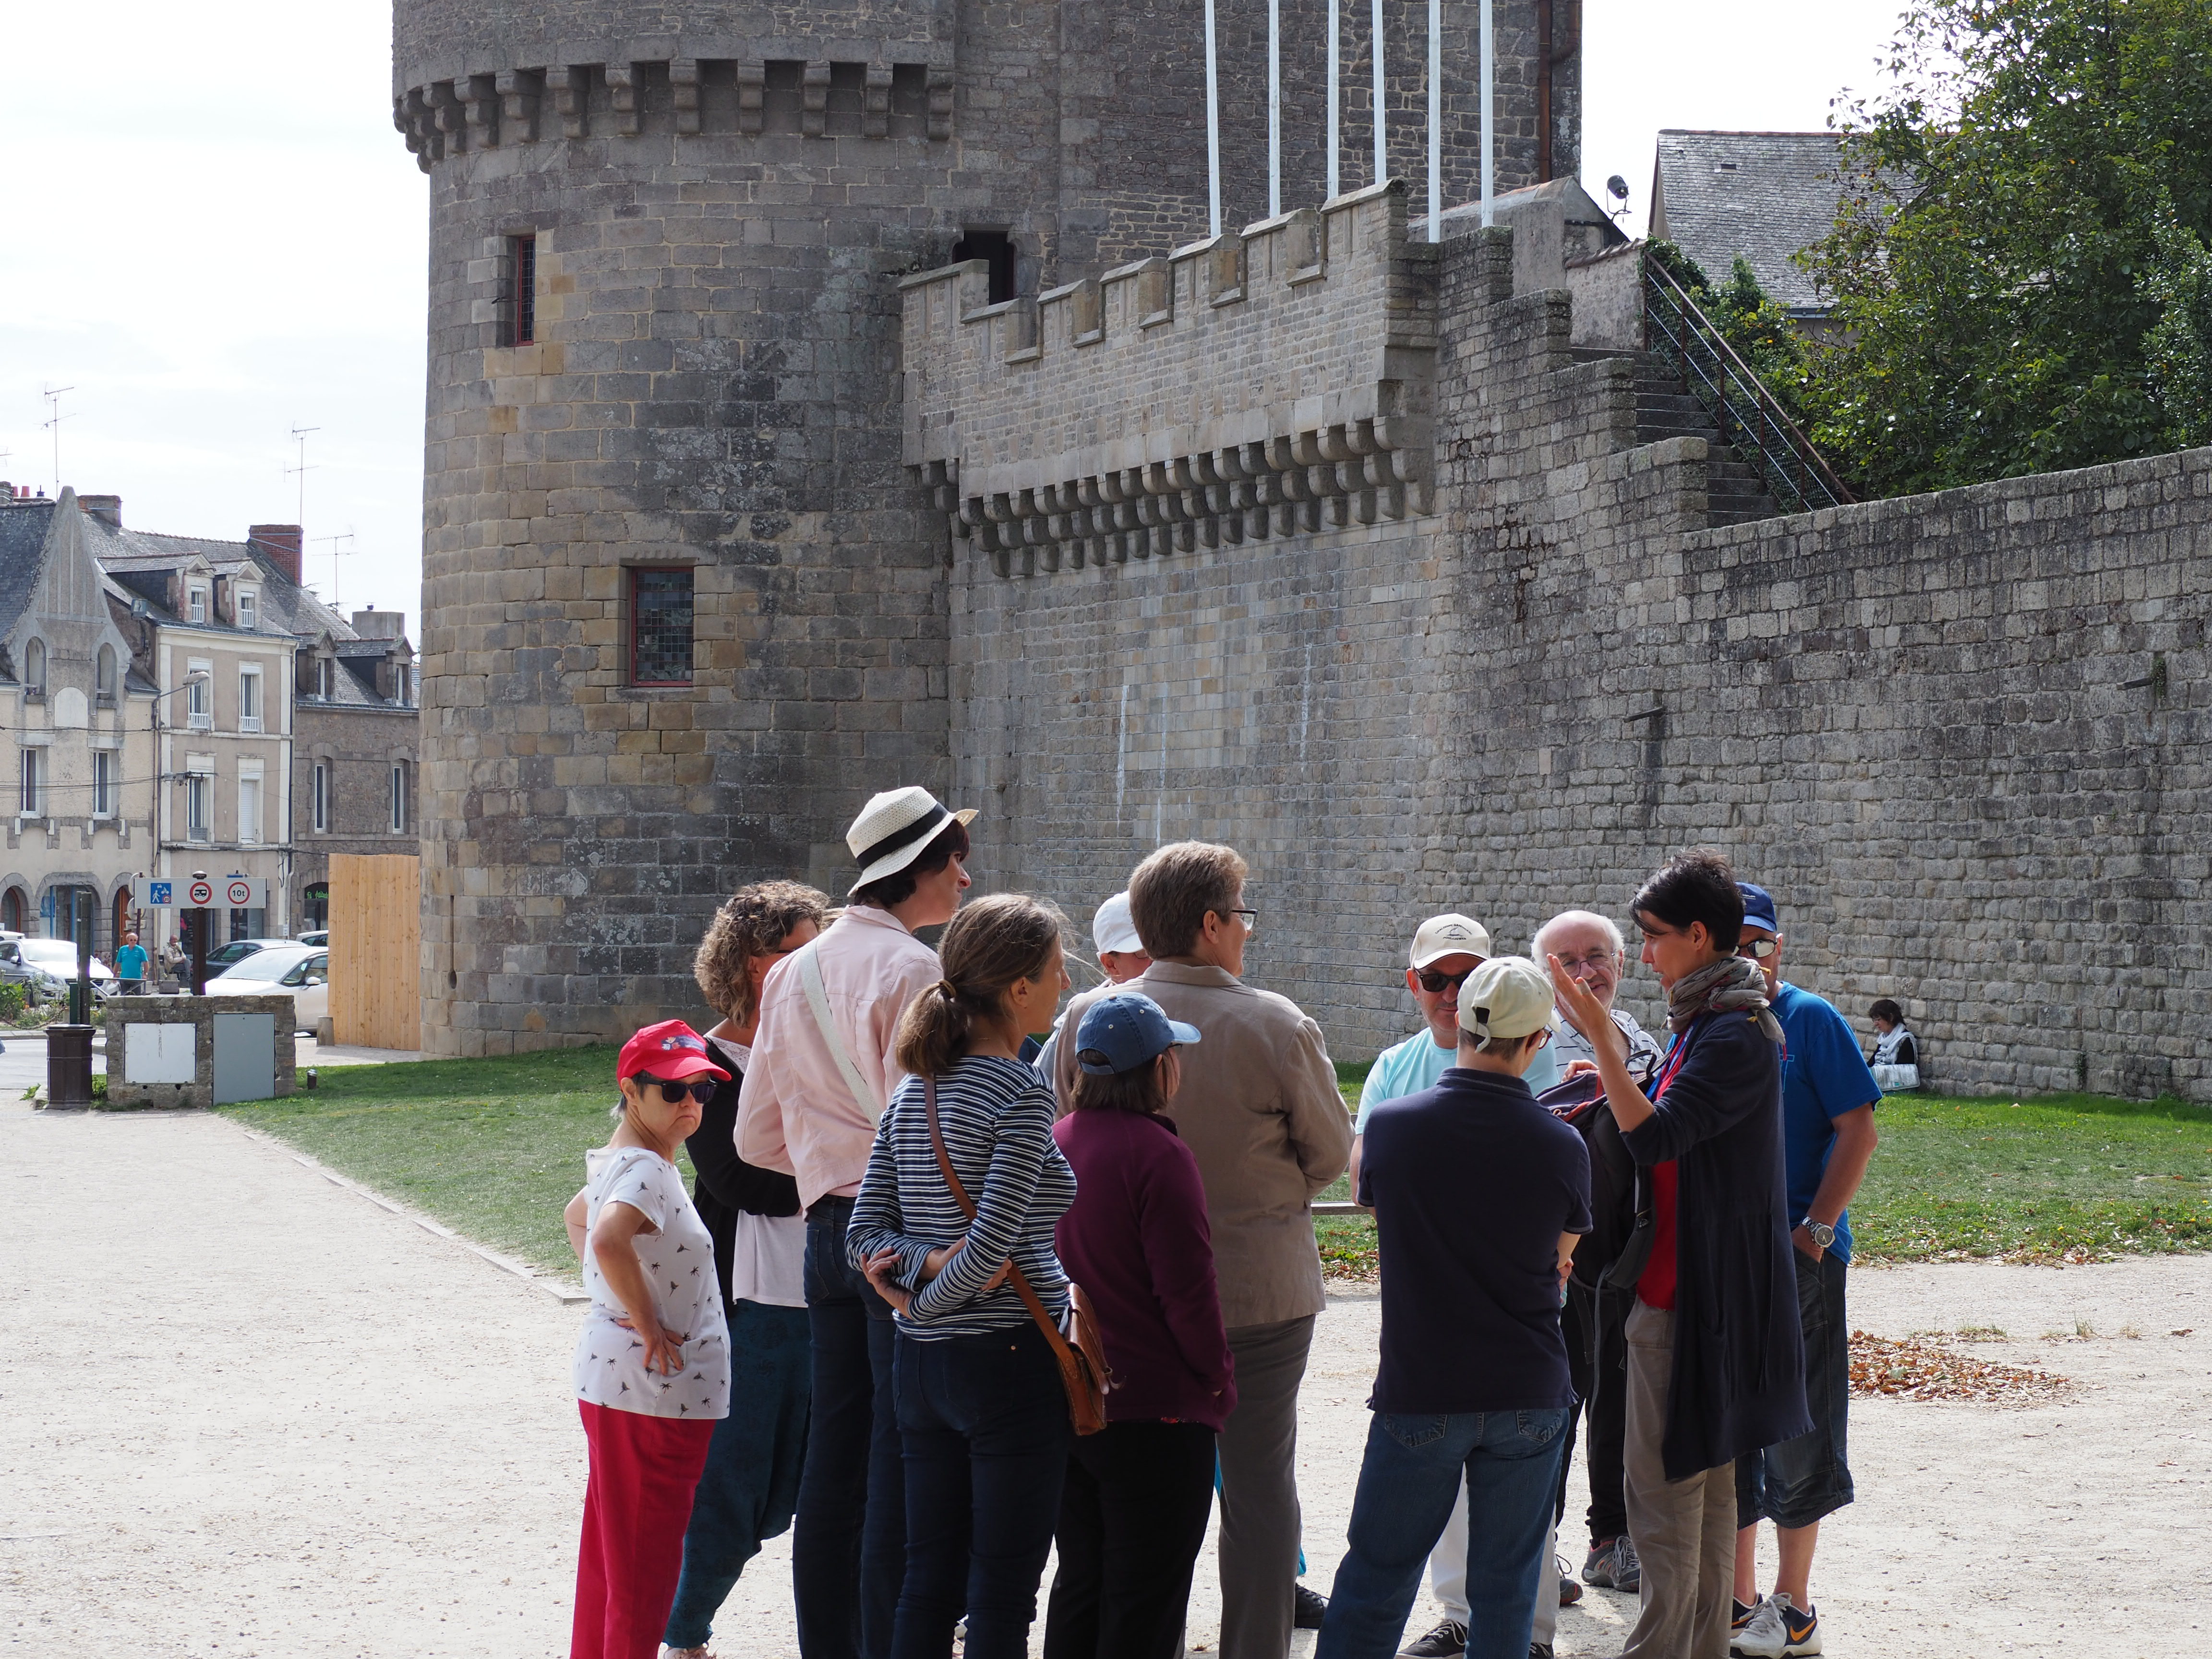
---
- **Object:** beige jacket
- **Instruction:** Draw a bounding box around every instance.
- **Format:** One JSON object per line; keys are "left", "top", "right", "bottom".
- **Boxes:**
{"left": 736, "top": 905, "right": 941, "bottom": 1209}
{"left": 1053, "top": 961, "right": 1352, "bottom": 1329}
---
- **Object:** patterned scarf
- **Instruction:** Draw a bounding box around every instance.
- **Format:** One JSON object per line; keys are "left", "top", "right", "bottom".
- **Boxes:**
{"left": 1664, "top": 953, "right": 1783, "bottom": 1046}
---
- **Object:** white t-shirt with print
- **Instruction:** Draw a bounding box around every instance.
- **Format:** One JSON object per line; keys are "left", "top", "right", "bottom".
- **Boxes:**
{"left": 573, "top": 1143, "right": 731, "bottom": 1420}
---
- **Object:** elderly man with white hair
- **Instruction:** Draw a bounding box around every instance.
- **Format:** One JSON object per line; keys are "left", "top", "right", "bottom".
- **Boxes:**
{"left": 1533, "top": 910, "right": 1667, "bottom": 1086}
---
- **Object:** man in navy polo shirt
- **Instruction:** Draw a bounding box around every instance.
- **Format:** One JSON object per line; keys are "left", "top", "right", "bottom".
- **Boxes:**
{"left": 1318, "top": 957, "right": 1590, "bottom": 1659}
{"left": 1727, "top": 883, "right": 1882, "bottom": 1659}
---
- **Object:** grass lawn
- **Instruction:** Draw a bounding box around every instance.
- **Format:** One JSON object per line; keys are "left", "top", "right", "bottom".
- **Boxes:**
{"left": 220, "top": 1053, "right": 2212, "bottom": 1280}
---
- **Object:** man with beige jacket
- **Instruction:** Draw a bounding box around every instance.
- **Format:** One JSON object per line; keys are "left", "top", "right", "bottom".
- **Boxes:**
{"left": 1052, "top": 840, "right": 1353, "bottom": 1659}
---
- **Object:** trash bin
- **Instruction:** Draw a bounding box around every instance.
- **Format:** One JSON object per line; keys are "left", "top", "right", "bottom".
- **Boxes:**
{"left": 47, "top": 1023, "right": 95, "bottom": 1109}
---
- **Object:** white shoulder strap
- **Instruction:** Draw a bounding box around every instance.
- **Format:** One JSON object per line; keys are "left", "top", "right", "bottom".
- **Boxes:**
{"left": 795, "top": 938, "right": 882, "bottom": 1119}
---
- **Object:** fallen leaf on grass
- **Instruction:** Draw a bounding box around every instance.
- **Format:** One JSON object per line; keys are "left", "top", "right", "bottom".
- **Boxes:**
{"left": 1849, "top": 1331, "right": 2070, "bottom": 1404}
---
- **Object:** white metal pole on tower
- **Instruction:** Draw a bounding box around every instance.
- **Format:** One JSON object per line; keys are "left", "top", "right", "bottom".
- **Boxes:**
{"left": 1480, "top": 0, "right": 1495, "bottom": 228}
{"left": 1268, "top": 0, "right": 1282, "bottom": 218}
{"left": 1370, "top": 0, "right": 1386, "bottom": 187}
{"left": 1327, "top": 0, "right": 1341, "bottom": 199}
{"left": 1430, "top": 0, "right": 1443, "bottom": 239}
{"left": 1206, "top": 0, "right": 1222, "bottom": 236}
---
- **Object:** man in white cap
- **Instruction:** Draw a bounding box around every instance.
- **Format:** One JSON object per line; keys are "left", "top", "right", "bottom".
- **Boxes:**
{"left": 1032, "top": 891, "right": 1152, "bottom": 1082}
{"left": 1348, "top": 913, "right": 1491, "bottom": 1194}
{"left": 1321, "top": 958, "right": 1591, "bottom": 1659}
{"left": 736, "top": 785, "right": 974, "bottom": 1659}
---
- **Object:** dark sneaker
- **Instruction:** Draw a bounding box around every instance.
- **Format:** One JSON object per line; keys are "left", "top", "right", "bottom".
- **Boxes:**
{"left": 1398, "top": 1619, "right": 1467, "bottom": 1658}
{"left": 1582, "top": 1537, "right": 1620, "bottom": 1588}
{"left": 1529, "top": 1646, "right": 1554, "bottom": 1659}
{"left": 1293, "top": 1583, "right": 1329, "bottom": 1631}
{"left": 1557, "top": 1555, "right": 1583, "bottom": 1607}
{"left": 1732, "top": 1593, "right": 1822, "bottom": 1658}
{"left": 1611, "top": 1531, "right": 1640, "bottom": 1593}
{"left": 1729, "top": 1597, "right": 1763, "bottom": 1654}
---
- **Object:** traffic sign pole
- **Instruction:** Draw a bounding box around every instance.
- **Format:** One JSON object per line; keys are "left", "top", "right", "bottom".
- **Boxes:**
{"left": 189, "top": 872, "right": 210, "bottom": 997}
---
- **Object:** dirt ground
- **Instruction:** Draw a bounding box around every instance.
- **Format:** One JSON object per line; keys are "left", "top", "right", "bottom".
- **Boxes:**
{"left": 3, "top": 1099, "right": 2207, "bottom": 1658}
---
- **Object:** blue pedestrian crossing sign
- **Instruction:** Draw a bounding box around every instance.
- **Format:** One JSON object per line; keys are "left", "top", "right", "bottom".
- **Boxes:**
{"left": 131, "top": 879, "right": 176, "bottom": 908}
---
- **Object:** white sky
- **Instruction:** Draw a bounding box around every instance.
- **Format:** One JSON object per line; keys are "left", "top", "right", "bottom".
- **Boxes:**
{"left": 1, "top": 1, "right": 1911, "bottom": 637}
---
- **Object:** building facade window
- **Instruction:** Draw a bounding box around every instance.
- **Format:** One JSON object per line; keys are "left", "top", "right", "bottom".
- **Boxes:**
{"left": 312, "top": 761, "right": 330, "bottom": 832}
{"left": 23, "top": 638, "right": 45, "bottom": 700}
{"left": 93, "top": 750, "right": 114, "bottom": 817}
{"left": 239, "top": 776, "right": 262, "bottom": 845}
{"left": 18, "top": 747, "right": 40, "bottom": 816}
{"left": 96, "top": 645, "right": 116, "bottom": 705}
{"left": 394, "top": 661, "right": 412, "bottom": 706}
{"left": 390, "top": 761, "right": 410, "bottom": 834}
{"left": 629, "top": 566, "right": 694, "bottom": 686}
{"left": 239, "top": 668, "right": 263, "bottom": 733}
{"left": 238, "top": 589, "right": 258, "bottom": 630}
{"left": 189, "top": 587, "right": 207, "bottom": 624}
{"left": 316, "top": 657, "right": 334, "bottom": 699}
{"left": 303, "top": 882, "right": 330, "bottom": 928}
{"left": 186, "top": 663, "right": 212, "bottom": 730}
{"left": 510, "top": 234, "right": 537, "bottom": 346}
{"left": 185, "top": 774, "right": 211, "bottom": 842}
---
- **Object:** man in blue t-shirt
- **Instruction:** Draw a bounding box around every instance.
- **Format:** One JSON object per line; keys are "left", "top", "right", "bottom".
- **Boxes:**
{"left": 1726, "top": 883, "right": 1881, "bottom": 1659}
{"left": 1349, "top": 912, "right": 1491, "bottom": 1187}
{"left": 1319, "top": 957, "right": 1590, "bottom": 1659}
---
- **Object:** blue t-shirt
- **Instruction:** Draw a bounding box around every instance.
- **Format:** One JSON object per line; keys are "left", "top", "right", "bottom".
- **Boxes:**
{"left": 1355, "top": 1030, "right": 1456, "bottom": 1130}
{"left": 1771, "top": 982, "right": 1883, "bottom": 1262}
{"left": 114, "top": 945, "right": 148, "bottom": 979}
{"left": 1358, "top": 1069, "right": 1592, "bottom": 1411}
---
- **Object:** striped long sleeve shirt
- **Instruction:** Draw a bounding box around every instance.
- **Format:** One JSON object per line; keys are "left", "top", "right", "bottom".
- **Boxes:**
{"left": 847, "top": 1054, "right": 1077, "bottom": 1339}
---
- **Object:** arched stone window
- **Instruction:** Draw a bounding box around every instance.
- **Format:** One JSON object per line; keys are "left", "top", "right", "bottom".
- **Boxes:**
{"left": 96, "top": 645, "right": 117, "bottom": 704}
{"left": 24, "top": 638, "right": 46, "bottom": 699}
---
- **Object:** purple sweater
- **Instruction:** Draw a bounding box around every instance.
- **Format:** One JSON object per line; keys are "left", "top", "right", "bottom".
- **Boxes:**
{"left": 1052, "top": 1108, "right": 1238, "bottom": 1431}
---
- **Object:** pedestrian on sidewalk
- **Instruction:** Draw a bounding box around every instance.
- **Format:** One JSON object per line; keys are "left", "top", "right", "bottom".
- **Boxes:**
{"left": 1550, "top": 850, "right": 1809, "bottom": 1659}
{"left": 1049, "top": 841, "right": 1353, "bottom": 1659}
{"left": 736, "top": 786, "right": 976, "bottom": 1659}
{"left": 1727, "top": 883, "right": 1880, "bottom": 1659}
{"left": 662, "top": 881, "right": 832, "bottom": 1659}
{"left": 114, "top": 932, "right": 148, "bottom": 996}
{"left": 1317, "top": 956, "right": 1589, "bottom": 1659}
{"left": 848, "top": 894, "right": 1078, "bottom": 1659}
{"left": 1043, "top": 991, "right": 1234, "bottom": 1659}
{"left": 561, "top": 1021, "right": 734, "bottom": 1659}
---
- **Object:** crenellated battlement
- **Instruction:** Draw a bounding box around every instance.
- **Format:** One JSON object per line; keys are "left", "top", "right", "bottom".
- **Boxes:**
{"left": 901, "top": 180, "right": 1440, "bottom": 578}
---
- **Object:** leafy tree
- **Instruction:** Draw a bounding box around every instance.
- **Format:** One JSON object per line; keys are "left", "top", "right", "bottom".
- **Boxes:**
{"left": 1648, "top": 241, "right": 1816, "bottom": 428}
{"left": 1800, "top": 0, "right": 2212, "bottom": 495}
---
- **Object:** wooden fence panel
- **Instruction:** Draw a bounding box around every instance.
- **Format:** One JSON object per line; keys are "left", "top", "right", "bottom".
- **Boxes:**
{"left": 328, "top": 854, "right": 421, "bottom": 1051}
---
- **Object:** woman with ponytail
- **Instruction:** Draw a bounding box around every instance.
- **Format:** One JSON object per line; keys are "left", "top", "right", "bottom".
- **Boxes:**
{"left": 846, "top": 893, "right": 1079, "bottom": 1659}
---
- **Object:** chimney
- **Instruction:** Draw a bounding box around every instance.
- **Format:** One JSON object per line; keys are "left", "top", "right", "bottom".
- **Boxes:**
{"left": 249, "top": 523, "right": 303, "bottom": 584}
{"left": 79, "top": 494, "right": 123, "bottom": 527}
{"left": 351, "top": 608, "right": 407, "bottom": 640}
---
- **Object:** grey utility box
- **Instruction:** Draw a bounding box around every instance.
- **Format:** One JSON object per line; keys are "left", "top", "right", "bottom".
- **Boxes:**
{"left": 105, "top": 995, "right": 296, "bottom": 1109}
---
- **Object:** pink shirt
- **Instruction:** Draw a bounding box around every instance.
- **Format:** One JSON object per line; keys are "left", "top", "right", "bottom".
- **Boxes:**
{"left": 734, "top": 905, "right": 942, "bottom": 1209}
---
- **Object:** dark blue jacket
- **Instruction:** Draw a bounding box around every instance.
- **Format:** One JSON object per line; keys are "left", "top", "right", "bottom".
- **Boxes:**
{"left": 1623, "top": 1009, "right": 1811, "bottom": 1480}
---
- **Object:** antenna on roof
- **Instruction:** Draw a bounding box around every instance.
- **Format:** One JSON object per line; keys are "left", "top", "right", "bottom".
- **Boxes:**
{"left": 286, "top": 422, "right": 321, "bottom": 527}
{"left": 312, "top": 531, "right": 356, "bottom": 609}
{"left": 41, "top": 385, "right": 76, "bottom": 495}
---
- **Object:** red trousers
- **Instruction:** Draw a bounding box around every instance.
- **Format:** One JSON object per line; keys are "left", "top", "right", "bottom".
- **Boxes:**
{"left": 573, "top": 1401, "right": 718, "bottom": 1659}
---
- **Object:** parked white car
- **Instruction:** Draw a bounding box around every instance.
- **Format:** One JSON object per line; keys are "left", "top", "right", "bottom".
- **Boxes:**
{"left": 16, "top": 938, "right": 117, "bottom": 1000}
{"left": 205, "top": 946, "right": 329, "bottom": 1034}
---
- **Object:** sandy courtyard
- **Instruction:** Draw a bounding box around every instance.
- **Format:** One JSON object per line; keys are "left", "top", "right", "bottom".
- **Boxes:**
{"left": 3, "top": 1099, "right": 2207, "bottom": 1658}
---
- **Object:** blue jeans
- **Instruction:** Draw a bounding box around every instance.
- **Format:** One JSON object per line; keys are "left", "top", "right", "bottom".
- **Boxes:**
{"left": 1319, "top": 1407, "right": 1570, "bottom": 1659}
{"left": 662, "top": 1298, "right": 812, "bottom": 1649}
{"left": 1736, "top": 1247, "right": 1855, "bottom": 1529}
{"left": 793, "top": 1200, "right": 905, "bottom": 1659}
{"left": 893, "top": 1322, "right": 1072, "bottom": 1659}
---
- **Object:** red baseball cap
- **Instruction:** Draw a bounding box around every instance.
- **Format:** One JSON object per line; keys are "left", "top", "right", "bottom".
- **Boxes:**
{"left": 617, "top": 1019, "right": 731, "bottom": 1084}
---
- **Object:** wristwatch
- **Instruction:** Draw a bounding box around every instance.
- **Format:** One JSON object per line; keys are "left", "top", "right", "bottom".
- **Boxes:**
{"left": 1801, "top": 1218, "right": 1836, "bottom": 1250}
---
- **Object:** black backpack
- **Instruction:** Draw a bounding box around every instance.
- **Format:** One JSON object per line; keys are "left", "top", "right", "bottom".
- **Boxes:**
{"left": 1539, "top": 1073, "right": 1639, "bottom": 1288}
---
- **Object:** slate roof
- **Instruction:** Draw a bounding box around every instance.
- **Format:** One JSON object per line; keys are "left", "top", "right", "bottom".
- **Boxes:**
{"left": 0, "top": 501, "right": 58, "bottom": 644}
{"left": 1649, "top": 131, "right": 1856, "bottom": 315}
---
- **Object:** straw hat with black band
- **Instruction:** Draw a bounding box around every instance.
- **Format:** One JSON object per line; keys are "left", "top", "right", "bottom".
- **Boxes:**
{"left": 846, "top": 786, "right": 979, "bottom": 896}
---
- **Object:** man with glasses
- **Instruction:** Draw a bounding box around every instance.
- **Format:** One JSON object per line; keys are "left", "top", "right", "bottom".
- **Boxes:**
{"left": 1726, "top": 883, "right": 1881, "bottom": 1659}
{"left": 1350, "top": 914, "right": 1491, "bottom": 1184}
{"left": 1051, "top": 841, "right": 1351, "bottom": 1659}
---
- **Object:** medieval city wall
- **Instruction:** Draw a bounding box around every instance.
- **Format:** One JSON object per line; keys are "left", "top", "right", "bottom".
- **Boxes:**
{"left": 934, "top": 222, "right": 2212, "bottom": 1098}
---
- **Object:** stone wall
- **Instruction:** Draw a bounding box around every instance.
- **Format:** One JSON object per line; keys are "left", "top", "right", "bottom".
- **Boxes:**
{"left": 931, "top": 217, "right": 2212, "bottom": 1101}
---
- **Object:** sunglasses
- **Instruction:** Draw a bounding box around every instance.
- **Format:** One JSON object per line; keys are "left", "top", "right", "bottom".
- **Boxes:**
{"left": 637, "top": 1073, "right": 718, "bottom": 1105}
{"left": 1415, "top": 964, "right": 1478, "bottom": 994}
{"left": 1737, "top": 938, "right": 1778, "bottom": 960}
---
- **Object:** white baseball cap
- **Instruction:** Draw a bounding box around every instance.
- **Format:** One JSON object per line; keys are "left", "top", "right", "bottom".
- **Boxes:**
{"left": 1457, "top": 956, "right": 1563, "bottom": 1046}
{"left": 845, "top": 787, "right": 978, "bottom": 894}
{"left": 1092, "top": 892, "right": 1143, "bottom": 956}
{"left": 1409, "top": 913, "right": 1491, "bottom": 970}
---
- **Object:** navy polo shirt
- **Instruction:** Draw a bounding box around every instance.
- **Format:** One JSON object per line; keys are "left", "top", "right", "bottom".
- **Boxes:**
{"left": 1358, "top": 1067, "right": 1592, "bottom": 1413}
{"left": 1772, "top": 982, "right": 1883, "bottom": 1262}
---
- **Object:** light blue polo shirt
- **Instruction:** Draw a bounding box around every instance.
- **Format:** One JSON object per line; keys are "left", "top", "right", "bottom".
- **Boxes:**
{"left": 1355, "top": 1031, "right": 1456, "bottom": 1130}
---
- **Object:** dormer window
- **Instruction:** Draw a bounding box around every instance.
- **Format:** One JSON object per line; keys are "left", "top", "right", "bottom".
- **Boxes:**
{"left": 238, "top": 589, "right": 258, "bottom": 631}
{"left": 316, "top": 657, "right": 334, "bottom": 700}
{"left": 189, "top": 587, "right": 208, "bottom": 624}
{"left": 23, "top": 638, "right": 45, "bottom": 700}
{"left": 95, "top": 646, "right": 116, "bottom": 706}
{"left": 394, "top": 662, "right": 412, "bottom": 707}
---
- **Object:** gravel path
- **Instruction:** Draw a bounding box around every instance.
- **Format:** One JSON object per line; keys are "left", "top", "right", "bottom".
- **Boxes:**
{"left": 3, "top": 1099, "right": 2207, "bottom": 1657}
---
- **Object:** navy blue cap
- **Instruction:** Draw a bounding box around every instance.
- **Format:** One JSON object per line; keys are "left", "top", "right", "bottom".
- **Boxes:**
{"left": 1074, "top": 992, "right": 1201, "bottom": 1075}
{"left": 1737, "top": 881, "right": 1780, "bottom": 934}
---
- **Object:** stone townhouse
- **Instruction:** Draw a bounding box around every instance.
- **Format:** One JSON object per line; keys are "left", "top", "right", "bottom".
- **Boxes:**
{"left": 292, "top": 604, "right": 421, "bottom": 930}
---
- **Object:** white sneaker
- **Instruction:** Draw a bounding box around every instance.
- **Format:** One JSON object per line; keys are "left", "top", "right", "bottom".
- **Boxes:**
{"left": 1731, "top": 1593, "right": 1822, "bottom": 1658}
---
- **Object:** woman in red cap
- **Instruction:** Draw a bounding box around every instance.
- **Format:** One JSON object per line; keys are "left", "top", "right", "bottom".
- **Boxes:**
{"left": 562, "top": 1019, "right": 735, "bottom": 1659}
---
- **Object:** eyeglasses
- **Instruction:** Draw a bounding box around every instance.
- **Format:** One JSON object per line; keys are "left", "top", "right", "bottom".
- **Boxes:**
{"left": 1415, "top": 965, "right": 1477, "bottom": 995}
{"left": 637, "top": 1073, "right": 718, "bottom": 1105}
{"left": 1225, "top": 907, "right": 1258, "bottom": 933}
{"left": 1549, "top": 950, "right": 1617, "bottom": 974}
{"left": 1737, "top": 938, "right": 1778, "bottom": 960}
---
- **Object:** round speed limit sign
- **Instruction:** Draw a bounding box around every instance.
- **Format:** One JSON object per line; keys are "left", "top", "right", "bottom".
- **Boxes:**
{"left": 226, "top": 879, "right": 255, "bottom": 908}
{"left": 186, "top": 879, "right": 215, "bottom": 908}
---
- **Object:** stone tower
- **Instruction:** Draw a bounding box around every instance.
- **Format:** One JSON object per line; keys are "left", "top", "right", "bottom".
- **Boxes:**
{"left": 391, "top": 0, "right": 1581, "bottom": 1055}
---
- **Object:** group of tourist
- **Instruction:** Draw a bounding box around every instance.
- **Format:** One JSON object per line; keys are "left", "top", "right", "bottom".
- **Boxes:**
{"left": 560, "top": 781, "right": 1887, "bottom": 1659}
